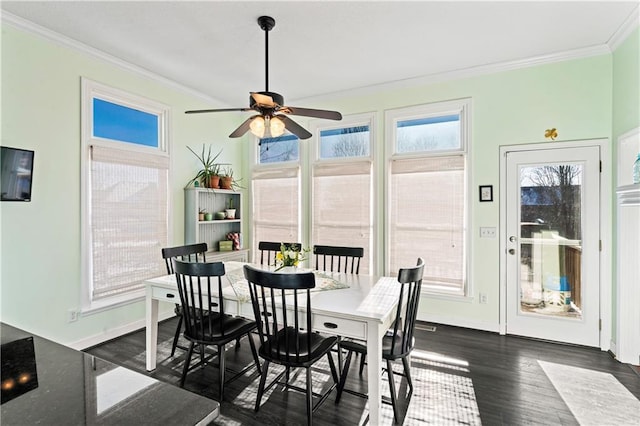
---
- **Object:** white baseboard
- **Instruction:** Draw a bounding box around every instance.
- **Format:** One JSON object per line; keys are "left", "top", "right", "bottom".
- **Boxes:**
{"left": 67, "top": 310, "right": 176, "bottom": 351}
{"left": 417, "top": 313, "right": 500, "bottom": 333}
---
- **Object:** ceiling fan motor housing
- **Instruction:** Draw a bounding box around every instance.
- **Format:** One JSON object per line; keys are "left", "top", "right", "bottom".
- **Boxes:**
{"left": 250, "top": 91, "right": 284, "bottom": 109}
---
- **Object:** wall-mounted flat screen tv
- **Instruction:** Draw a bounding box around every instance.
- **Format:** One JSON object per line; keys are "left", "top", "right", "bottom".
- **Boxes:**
{"left": 1, "top": 146, "right": 34, "bottom": 202}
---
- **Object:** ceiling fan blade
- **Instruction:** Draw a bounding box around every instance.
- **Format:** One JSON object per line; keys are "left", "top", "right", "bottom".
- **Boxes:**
{"left": 229, "top": 115, "right": 259, "bottom": 138}
{"left": 251, "top": 92, "right": 277, "bottom": 108}
{"left": 279, "top": 115, "right": 312, "bottom": 140}
{"left": 186, "top": 107, "right": 251, "bottom": 114}
{"left": 280, "top": 106, "right": 342, "bottom": 120}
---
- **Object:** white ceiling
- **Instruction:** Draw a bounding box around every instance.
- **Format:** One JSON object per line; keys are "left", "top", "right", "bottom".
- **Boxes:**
{"left": 2, "top": 1, "right": 638, "bottom": 109}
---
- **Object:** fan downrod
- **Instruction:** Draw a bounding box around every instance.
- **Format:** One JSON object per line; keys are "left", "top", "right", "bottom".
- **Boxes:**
{"left": 258, "top": 16, "right": 275, "bottom": 31}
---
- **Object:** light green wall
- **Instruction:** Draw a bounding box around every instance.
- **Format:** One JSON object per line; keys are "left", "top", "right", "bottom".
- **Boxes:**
{"left": 613, "top": 27, "right": 640, "bottom": 141}
{"left": 316, "top": 55, "right": 612, "bottom": 327}
{"left": 0, "top": 24, "right": 247, "bottom": 344}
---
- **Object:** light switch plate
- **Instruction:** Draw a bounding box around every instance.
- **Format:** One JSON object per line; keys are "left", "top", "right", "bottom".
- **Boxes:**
{"left": 480, "top": 227, "right": 496, "bottom": 238}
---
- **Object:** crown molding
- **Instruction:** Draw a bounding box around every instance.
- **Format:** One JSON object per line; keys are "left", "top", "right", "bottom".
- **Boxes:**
{"left": 1, "top": 11, "right": 226, "bottom": 107}
{"left": 2, "top": 10, "right": 618, "bottom": 107}
{"left": 608, "top": 5, "right": 640, "bottom": 51}
{"left": 295, "top": 44, "right": 611, "bottom": 104}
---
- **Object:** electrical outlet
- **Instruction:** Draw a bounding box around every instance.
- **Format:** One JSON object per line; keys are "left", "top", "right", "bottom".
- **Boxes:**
{"left": 479, "top": 293, "right": 488, "bottom": 304}
{"left": 480, "top": 227, "right": 496, "bottom": 238}
{"left": 68, "top": 309, "right": 79, "bottom": 322}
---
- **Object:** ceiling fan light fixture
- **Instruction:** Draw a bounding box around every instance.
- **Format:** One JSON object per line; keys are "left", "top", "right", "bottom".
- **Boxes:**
{"left": 249, "top": 116, "right": 266, "bottom": 138}
{"left": 249, "top": 115, "right": 285, "bottom": 139}
{"left": 269, "top": 116, "right": 285, "bottom": 137}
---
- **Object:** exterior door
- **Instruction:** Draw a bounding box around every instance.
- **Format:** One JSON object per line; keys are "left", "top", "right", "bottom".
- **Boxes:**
{"left": 505, "top": 146, "right": 600, "bottom": 347}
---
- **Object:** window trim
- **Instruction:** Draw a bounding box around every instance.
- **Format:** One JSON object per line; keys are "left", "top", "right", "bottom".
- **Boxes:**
{"left": 387, "top": 98, "right": 470, "bottom": 158}
{"left": 308, "top": 112, "right": 377, "bottom": 273}
{"left": 80, "top": 78, "right": 171, "bottom": 312}
{"left": 384, "top": 98, "right": 472, "bottom": 298}
{"left": 311, "top": 112, "right": 375, "bottom": 164}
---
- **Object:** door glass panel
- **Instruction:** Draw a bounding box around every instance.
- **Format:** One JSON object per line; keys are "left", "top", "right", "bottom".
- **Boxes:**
{"left": 519, "top": 163, "right": 583, "bottom": 320}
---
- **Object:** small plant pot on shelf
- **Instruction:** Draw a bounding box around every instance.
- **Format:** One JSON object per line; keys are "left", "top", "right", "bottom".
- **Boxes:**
{"left": 225, "top": 209, "right": 236, "bottom": 219}
{"left": 220, "top": 176, "right": 233, "bottom": 189}
{"left": 198, "top": 213, "right": 205, "bottom": 221}
{"left": 204, "top": 212, "right": 213, "bottom": 221}
{"left": 205, "top": 175, "right": 220, "bottom": 189}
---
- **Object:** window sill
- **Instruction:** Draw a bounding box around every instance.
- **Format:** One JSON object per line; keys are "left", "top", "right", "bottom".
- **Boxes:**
{"left": 81, "top": 289, "right": 145, "bottom": 317}
{"left": 420, "top": 291, "right": 473, "bottom": 303}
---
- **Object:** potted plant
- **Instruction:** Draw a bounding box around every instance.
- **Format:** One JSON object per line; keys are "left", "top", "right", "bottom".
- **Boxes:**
{"left": 219, "top": 167, "right": 245, "bottom": 191}
{"left": 186, "top": 144, "right": 223, "bottom": 188}
{"left": 225, "top": 198, "right": 236, "bottom": 219}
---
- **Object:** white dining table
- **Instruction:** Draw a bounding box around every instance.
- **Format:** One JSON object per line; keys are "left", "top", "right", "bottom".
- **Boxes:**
{"left": 144, "top": 261, "right": 400, "bottom": 425}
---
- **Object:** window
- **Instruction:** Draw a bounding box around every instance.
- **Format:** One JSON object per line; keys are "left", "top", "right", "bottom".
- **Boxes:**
{"left": 386, "top": 99, "right": 470, "bottom": 295}
{"left": 311, "top": 114, "right": 374, "bottom": 273}
{"left": 81, "top": 79, "right": 170, "bottom": 309}
{"left": 258, "top": 134, "right": 299, "bottom": 164}
{"left": 252, "top": 135, "right": 301, "bottom": 261}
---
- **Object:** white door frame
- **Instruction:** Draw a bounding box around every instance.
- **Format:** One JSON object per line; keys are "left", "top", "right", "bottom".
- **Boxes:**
{"left": 499, "top": 139, "right": 611, "bottom": 351}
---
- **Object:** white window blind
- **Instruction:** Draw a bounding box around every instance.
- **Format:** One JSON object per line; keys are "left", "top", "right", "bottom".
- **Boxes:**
{"left": 90, "top": 145, "right": 168, "bottom": 300}
{"left": 251, "top": 167, "right": 300, "bottom": 262}
{"left": 312, "top": 161, "right": 372, "bottom": 274}
{"left": 389, "top": 156, "right": 465, "bottom": 293}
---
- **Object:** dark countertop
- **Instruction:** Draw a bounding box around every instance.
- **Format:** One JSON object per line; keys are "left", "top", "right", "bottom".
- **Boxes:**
{"left": 1, "top": 323, "right": 219, "bottom": 425}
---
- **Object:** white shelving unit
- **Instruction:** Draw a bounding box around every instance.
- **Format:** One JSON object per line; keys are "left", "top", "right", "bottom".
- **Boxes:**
{"left": 184, "top": 187, "right": 249, "bottom": 262}
{"left": 615, "top": 127, "right": 640, "bottom": 365}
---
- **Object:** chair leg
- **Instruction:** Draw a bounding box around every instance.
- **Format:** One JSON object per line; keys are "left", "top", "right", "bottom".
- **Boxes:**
{"left": 235, "top": 337, "right": 241, "bottom": 351}
{"left": 247, "top": 332, "right": 261, "bottom": 375}
{"left": 336, "top": 336, "right": 343, "bottom": 377}
{"left": 199, "top": 343, "right": 206, "bottom": 366}
{"left": 306, "top": 367, "right": 313, "bottom": 426}
{"left": 386, "top": 359, "right": 400, "bottom": 424}
{"left": 401, "top": 356, "right": 413, "bottom": 394}
{"left": 335, "top": 350, "right": 353, "bottom": 403}
{"left": 171, "top": 315, "right": 183, "bottom": 357}
{"left": 359, "top": 352, "right": 366, "bottom": 376}
{"left": 180, "top": 341, "right": 195, "bottom": 387}
{"left": 327, "top": 350, "right": 338, "bottom": 384}
{"left": 218, "top": 344, "right": 226, "bottom": 402}
{"left": 255, "top": 360, "right": 270, "bottom": 412}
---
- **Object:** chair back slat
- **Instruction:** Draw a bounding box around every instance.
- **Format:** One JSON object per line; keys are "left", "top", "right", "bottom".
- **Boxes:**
{"left": 313, "top": 245, "right": 364, "bottom": 274}
{"left": 174, "top": 260, "right": 226, "bottom": 341}
{"left": 162, "top": 243, "right": 208, "bottom": 274}
{"left": 243, "top": 265, "right": 316, "bottom": 363}
{"left": 389, "top": 258, "right": 425, "bottom": 357}
{"left": 258, "top": 241, "right": 301, "bottom": 266}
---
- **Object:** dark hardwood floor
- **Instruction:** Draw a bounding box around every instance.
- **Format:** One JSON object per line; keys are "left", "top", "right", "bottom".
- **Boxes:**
{"left": 85, "top": 318, "right": 640, "bottom": 425}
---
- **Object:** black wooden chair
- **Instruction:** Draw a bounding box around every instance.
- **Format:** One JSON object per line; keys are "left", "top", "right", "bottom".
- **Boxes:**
{"left": 243, "top": 265, "right": 339, "bottom": 425}
{"left": 312, "top": 245, "right": 365, "bottom": 373}
{"left": 258, "top": 241, "right": 302, "bottom": 266}
{"left": 173, "top": 259, "right": 261, "bottom": 401}
{"left": 161, "top": 243, "right": 208, "bottom": 356}
{"left": 335, "top": 258, "right": 425, "bottom": 424}
{"left": 313, "top": 245, "right": 364, "bottom": 274}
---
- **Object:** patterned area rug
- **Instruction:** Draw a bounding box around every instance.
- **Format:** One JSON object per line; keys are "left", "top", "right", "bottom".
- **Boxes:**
{"left": 124, "top": 333, "right": 482, "bottom": 425}
{"left": 539, "top": 360, "right": 640, "bottom": 425}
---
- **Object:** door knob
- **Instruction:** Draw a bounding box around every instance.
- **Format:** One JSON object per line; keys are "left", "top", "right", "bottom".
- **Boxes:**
{"left": 508, "top": 248, "right": 516, "bottom": 255}
{"left": 509, "top": 236, "right": 517, "bottom": 242}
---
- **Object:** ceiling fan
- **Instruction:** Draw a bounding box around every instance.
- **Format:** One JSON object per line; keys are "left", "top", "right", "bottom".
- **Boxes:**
{"left": 186, "top": 16, "right": 342, "bottom": 140}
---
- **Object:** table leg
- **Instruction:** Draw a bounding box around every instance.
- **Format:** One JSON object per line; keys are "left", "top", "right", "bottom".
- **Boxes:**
{"left": 367, "top": 321, "right": 383, "bottom": 425}
{"left": 146, "top": 291, "right": 159, "bottom": 371}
